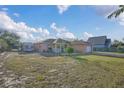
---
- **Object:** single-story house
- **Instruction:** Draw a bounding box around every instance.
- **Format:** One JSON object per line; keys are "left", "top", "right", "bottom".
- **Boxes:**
{"left": 34, "top": 38, "right": 92, "bottom": 54}
{"left": 88, "top": 36, "right": 111, "bottom": 49}
{"left": 71, "top": 40, "right": 92, "bottom": 53}
{"left": 21, "top": 42, "right": 34, "bottom": 52}
{"left": 52, "top": 38, "right": 70, "bottom": 53}
{"left": 40, "top": 39, "right": 55, "bottom": 52}
{"left": 21, "top": 38, "right": 93, "bottom": 54}
{"left": 35, "top": 38, "right": 69, "bottom": 53}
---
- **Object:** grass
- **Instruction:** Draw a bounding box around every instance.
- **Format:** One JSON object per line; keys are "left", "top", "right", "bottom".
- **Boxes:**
{"left": 4, "top": 54, "right": 124, "bottom": 88}
{"left": 94, "top": 51, "right": 124, "bottom": 54}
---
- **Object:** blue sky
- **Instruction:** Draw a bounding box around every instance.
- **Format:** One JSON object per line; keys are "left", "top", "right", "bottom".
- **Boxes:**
{"left": 0, "top": 5, "right": 124, "bottom": 42}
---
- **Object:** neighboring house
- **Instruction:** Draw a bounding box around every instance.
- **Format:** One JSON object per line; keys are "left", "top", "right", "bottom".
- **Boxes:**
{"left": 71, "top": 40, "right": 92, "bottom": 53}
{"left": 35, "top": 38, "right": 92, "bottom": 54}
{"left": 42, "top": 39, "right": 55, "bottom": 52}
{"left": 21, "top": 42, "right": 34, "bottom": 52}
{"left": 34, "top": 42, "right": 48, "bottom": 52}
{"left": 52, "top": 38, "right": 70, "bottom": 53}
{"left": 21, "top": 38, "right": 93, "bottom": 53}
{"left": 88, "top": 36, "right": 111, "bottom": 49}
{"left": 37, "top": 38, "right": 69, "bottom": 53}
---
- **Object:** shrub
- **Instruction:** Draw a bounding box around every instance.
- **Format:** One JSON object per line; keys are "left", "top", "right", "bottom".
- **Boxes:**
{"left": 65, "top": 47, "right": 74, "bottom": 55}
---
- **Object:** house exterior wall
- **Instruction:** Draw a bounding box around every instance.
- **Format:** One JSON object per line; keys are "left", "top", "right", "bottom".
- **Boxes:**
{"left": 71, "top": 44, "right": 92, "bottom": 53}
{"left": 52, "top": 48, "right": 61, "bottom": 53}
{"left": 41, "top": 43, "right": 48, "bottom": 52}
{"left": 107, "top": 43, "right": 111, "bottom": 48}
{"left": 93, "top": 44, "right": 111, "bottom": 49}
{"left": 93, "top": 44, "right": 105, "bottom": 48}
{"left": 34, "top": 43, "right": 48, "bottom": 52}
{"left": 88, "top": 36, "right": 111, "bottom": 49}
{"left": 52, "top": 43, "right": 68, "bottom": 53}
{"left": 22, "top": 43, "right": 34, "bottom": 52}
{"left": 86, "top": 46, "right": 92, "bottom": 53}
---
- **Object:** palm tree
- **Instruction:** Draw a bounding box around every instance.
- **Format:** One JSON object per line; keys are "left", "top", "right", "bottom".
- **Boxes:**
{"left": 108, "top": 5, "right": 124, "bottom": 18}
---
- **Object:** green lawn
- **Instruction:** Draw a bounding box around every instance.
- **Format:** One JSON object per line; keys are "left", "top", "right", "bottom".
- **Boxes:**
{"left": 5, "top": 54, "right": 124, "bottom": 88}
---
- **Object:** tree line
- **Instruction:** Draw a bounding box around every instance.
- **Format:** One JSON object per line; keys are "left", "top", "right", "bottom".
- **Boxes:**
{"left": 111, "top": 39, "right": 124, "bottom": 52}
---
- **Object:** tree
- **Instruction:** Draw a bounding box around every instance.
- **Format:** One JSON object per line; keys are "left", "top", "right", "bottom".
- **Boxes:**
{"left": 0, "top": 30, "right": 20, "bottom": 51}
{"left": 111, "top": 39, "right": 124, "bottom": 47}
{"left": 117, "top": 44, "right": 124, "bottom": 52}
{"left": 0, "top": 39, "right": 9, "bottom": 52}
{"left": 108, "top": 5, "right": 124, "bottom": 18}
{"left": 65, "top": 47, "right": 74, "bottom": 55}
{"left": 112, "top": 40, "right": 120, "bottom": 47}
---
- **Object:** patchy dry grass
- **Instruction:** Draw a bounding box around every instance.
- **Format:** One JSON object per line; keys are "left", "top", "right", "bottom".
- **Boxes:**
{"left": 4, "top": 54, "right": 124, "bottom": 88}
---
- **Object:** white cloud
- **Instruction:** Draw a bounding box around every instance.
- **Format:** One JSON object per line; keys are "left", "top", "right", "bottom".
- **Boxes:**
{"left": 94, "top": 5, "right": 118, "bottom": 17}
{"left": 95, "top": 5, "right": 124, "bottom": 27}
{"left": 50, "top": 22, "right": 76, "bottom": 39}
{"left": 57, "top": 5, "right": 70, "bottom": 14}
{"left": 0, "top": 11, "right": 76, "bottom": 42}
{"left": 115, "top": 13, "right": 124, "bottom": 26}
{"left": 13, "top": 13, "right": 20, "bottom": 17}
{"left": 82, "top": 32, "right": 93, "bottom": 41}
{"left": 0, "top": 11, "right": 50, "bottom": 42}
{"left": 1, "top": 8, "right": 8, "bottom": 11}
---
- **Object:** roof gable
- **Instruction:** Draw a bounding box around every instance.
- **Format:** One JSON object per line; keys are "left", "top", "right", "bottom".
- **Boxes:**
{"left": 71, "top": 40, "right": 89, "bottom": 45}
{"left": 42, "top": 39, "right": 55, "bottom": 44}
{"left": 53, "top": 38, "right": 70, "bottom": 44}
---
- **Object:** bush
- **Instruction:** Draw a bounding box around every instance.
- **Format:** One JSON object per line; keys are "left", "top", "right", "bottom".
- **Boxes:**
{"left": 65, "top": 47, "right": 74, "bottom": 55}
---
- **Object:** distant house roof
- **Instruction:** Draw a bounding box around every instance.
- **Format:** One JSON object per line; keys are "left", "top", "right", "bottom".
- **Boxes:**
{"left": 71, "top": 40, "right": 90, "bottom": 45}
{"left": 88, "top": 36, "right": 107, "bottom": 45}
{"left": 42, "top": 39, "right": 55, "bottom": 44}
{"left": 53, "top": 38, "right": 70, "bottom": 44}
{"left": 41, "top": 38, "right": 91, "bottom": 46}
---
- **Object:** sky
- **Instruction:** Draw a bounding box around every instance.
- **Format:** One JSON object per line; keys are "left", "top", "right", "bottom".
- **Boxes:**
{"left": 0, "top": 5, "right": 124, "bottom": 42}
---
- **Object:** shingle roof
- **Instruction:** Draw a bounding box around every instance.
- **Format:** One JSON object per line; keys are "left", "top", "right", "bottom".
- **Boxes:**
{"left": 53, "top": 38, "right": 70, "bottom": 44}
{"left": 42, "top": 38, "right": 90, "bottom": 45}
{"left": 71, "top": 40, "right": 89, "bottom": 45}
{"left": 42, "top": 39, "right": 55, "bottom": 44}
{"left": 88, "top": 36, "right": 107, "bottom": 45}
